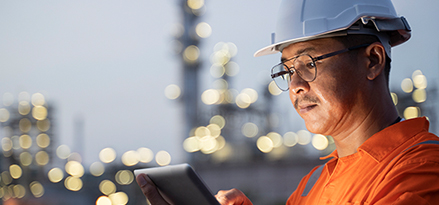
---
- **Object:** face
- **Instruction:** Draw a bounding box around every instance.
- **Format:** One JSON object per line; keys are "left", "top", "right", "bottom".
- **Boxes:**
{"left": 282, "top": 38, "right": 367, "bottom": 136}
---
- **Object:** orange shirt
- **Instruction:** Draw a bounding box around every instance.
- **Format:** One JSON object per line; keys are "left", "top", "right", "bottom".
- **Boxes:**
{"left": 287, "top": 117, "right": 439, "bottom": 205}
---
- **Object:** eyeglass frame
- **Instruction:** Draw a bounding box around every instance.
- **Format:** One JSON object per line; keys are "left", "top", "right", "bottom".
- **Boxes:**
{"left": 271, "top": 43, "right": 372, "bottom": 91}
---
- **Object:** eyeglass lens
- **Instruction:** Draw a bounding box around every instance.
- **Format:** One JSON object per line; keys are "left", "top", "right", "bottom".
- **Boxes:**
{"left": 271, "top": 55, "right": 316, "bottom": 91}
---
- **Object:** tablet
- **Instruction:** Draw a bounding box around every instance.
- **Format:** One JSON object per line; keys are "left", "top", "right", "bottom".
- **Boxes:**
{"left": 133, "top": 163, "right": 220, "bottom": 205}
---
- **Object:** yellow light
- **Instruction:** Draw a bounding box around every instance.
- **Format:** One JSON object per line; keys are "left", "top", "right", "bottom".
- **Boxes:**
{"left": 9, "top": 164, "right": 22, "bottom": 179}
{"left": 109, "top": 192, "right": 129, "bottom": 205}
{"left": 35, "top": 151, "right": 49, "bottom": 166}
{"left": 18, "top": 101, "right": 31, "bottom": 115}
{"left": 187, "top": 0, "right": 204, "bottom": 10}
{"left": 404, "top": 106, "right": 420, "bottom": 119}
{"left": 68, "top": 152, "right": 82, "bottom": 163}
{"left": 31, "top": 93, "right": 46, "bottom": 106}
{"left": 401, "top": 78, "right": 413, "bottom": 93}
{"left": 210, "top": 115, "right": 225, "bottom": 129}
{"left": 2, "top": 137, "right": 13, "bottom": 152}
{"left": 19, "top": 118, "right": 32, "bottom": 133}
{"left": 283, "top": 132, "right": 299, "bottom": 147}
{"left": 412, "top": 88, "right": 427, "bottom": 103}
{"left": 412, "top": 70, "right": 423, "bottom": 80}
{"left": 99, "top": 180, "right": 116, "bottom": 195}
{"left": 32, "top": 106, "right": 47, "bottom": 120}
{"left": 201, "top": 89, "right": 220, "bottom": 105}
{"left": 312, "top": 134, "right": 329, "bottom": 150}
{"left": 242, "top": 122, "right": 258, "bottom": 138}
{"left": 267, "top": 132, "right": 283, "bottom": 148}
{"left": 137, "top": 147, "right": 154, "bottom": 163}
{"left": 225, "top": 61, "right": 239, "bottom": 77}
{"left": 90, "top": 162, "right": 105, "bottom": 177}
{"left": 413, "top": 75, "right": 427, "bottom": 89}
{"left": 115, "top": 170, "right": 134, "bottom": 185}
{"left": 183, "top": 137, "right": 200, "bottom": 153}
{"left": 267, "top": 145, "right": 288, "bottom": 160}
{"left": 195, "top": 22, "right": 212, "bottom": 38}
{"left": 1, "top": 171, "right": 12, "bottom": 185}
{"left": 242, "top": 88, "right": 258, "bottom": 103}
{"left": 36, "top": 119, "right": 50, "bottom": 132}
{"left": 65, "top": 161, "right": 84, "bottom": 177}
{"left": 0, "top": 108, "right": 10, "bottom": 122}
{"left": 64, "top": 176, "right": 83, "bottom": 191}
{"left": 268, "top": 81, "right": 282, "bottom": 96}
{"left": 212, "top": 79, "right": 228, "bottom": 90}
{"left": 200, "top": 136, "right": 218, "bottom": 154}
{"left": 99, "top": 147, "right": 116, "bottom": 163}
{"left": 257, "top": 136, "right": 273, "bottom": 153}
{"left": 48, "top": 168, "right": 64, "bottom": 183}
{"left": 207, "top": 124, "right": 221, "bottom": 137}
{"left": 96, "top": 196, "right": 112, "bottom": 205}
{"left": 56, "top": 145, "right": 71, "bottom": 159}
{"left": 36, "top": 133, "right": 50, "bottom": 148}
{"left": 390, "top": 92, "right": 398, "bottom": 105}
{"left": 210, "top": 64, "right": 225, "bottom": 78}
{"left": 183, "top": 45, "right": 200, "bottom": 63}
{"left": 19, "top": 152, "right": 32, "bottom": 166}
{"left": 30, "top": 181, "right": 44, "bottom": 198}
{"left": 121, "top": 150, "right": 140, "bottom": 167}
{"left": 164, "top": 84, "right": 181, "bottom": 100}
{"left": 12, "top": 184, "right": 26, "bottom": 199}
{"left": 195, "top": 126, "right": 210, "bottom": 137}
{"left": 297, "top": 130, "right": 312, "bottom": 145}
{"left": 19, "top": 134, "right": 32, "bottom": 149}
{"left": 236, "top": 93, "right": 251, "bottom": 109}
{"left": 155, "top": 150, "right": 171, "bottom": 166}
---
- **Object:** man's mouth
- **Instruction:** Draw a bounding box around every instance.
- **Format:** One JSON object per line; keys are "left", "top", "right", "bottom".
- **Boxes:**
{"left": 298, "top": 104, "right": 317, "bottom": 114}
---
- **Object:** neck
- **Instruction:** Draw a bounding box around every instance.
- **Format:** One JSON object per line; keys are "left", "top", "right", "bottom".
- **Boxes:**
{"left": 332, "top": 90, "right": 399, "bottom": 158}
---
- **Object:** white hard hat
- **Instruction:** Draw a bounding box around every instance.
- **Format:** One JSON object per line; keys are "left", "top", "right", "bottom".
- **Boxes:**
{"left": 254, "top": 0, "right": 411, "bottom": 58}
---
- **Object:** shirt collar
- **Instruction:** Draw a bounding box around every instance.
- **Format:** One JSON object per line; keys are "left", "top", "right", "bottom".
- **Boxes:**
{"left": 320, "top": 117, "right": 429, "bottom": 162}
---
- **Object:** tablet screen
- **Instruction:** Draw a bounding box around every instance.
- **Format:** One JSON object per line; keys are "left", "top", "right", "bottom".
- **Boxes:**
{"left": 134, "top": 163, "right": 220, "bottom": 205}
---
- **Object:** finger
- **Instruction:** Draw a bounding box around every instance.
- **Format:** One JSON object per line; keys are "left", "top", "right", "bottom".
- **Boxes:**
{"left": 136, "top": 173, "right": 169, "bottom": 205}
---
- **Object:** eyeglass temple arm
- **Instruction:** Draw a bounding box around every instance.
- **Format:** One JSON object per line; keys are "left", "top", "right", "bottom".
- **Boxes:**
{"left": 271, "top": 70, "right": 291, "bottom": 78}
{"left": 313, "top": 43, "right": 371, "bottom": 61}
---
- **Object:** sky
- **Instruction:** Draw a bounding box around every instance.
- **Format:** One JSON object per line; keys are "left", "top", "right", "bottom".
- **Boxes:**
{"left": 0, "top": 0, "right": 438, "bottom": 167}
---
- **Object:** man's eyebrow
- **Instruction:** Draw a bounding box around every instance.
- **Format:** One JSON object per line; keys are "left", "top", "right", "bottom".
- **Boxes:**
{"left": 280, "top": 47, "right": 316, "bottom": 62}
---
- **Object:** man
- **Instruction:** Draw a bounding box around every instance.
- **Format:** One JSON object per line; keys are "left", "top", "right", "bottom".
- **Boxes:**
{"left": 137, "top": 0, "right": 439, "bottom": 204}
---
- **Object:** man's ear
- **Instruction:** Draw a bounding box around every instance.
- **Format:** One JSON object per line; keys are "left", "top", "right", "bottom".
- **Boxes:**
{"left": 365, "top": 42, "right": 386, "bottom": 80}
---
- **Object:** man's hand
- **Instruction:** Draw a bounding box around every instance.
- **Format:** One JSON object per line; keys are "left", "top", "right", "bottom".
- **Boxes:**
{"left": 136, "top": 173, "right": 169, "bottom": 205}
{"left": 215, "top": 188, "right": 253, "bottom": 205}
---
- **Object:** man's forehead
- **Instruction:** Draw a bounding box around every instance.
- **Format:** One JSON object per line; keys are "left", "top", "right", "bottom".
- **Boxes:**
{"left": 280, "top": 38, "right": 342, "bottom": 60}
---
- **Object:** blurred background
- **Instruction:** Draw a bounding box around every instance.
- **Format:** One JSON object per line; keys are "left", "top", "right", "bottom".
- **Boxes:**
{"left": 0, "top": 0, "right": 438, "bottom": 204}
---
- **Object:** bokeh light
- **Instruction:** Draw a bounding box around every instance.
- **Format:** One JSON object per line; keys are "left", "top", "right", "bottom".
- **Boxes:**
{"left": 209, "top": 115, "right": 225, "bottom": 129}
{"left": 65, "top": 161, "right": 84, "bottom": 177}
{"left": 12, "top": 184, "right": 26, "bottom": 199}
{"left": 19, "top": 118, "right": 31, "bottom": 133}
{"left": 64, "top": 176, "right": 83, "bottom": 191}
{"left": 35, "top": 151, "right": 49, "bottom": 166}
{"left": 412, "top": 89, "right": 426, "bottom": 103}
{"left": 99, "top": 180, "right": 116, "bottom": 195}
{"left": 183, "top": 137, "right": 201, "bottom": 153}
{"left": 401, "top": 78, "right": 413, "bottom": 93}
{"left": 267, "top": 132, "right": 283, "bottom": 148}
{"left": 297, "top": 130, "right": 312, "bottom": 145}
{"left": 96, "top": 196, "right": 112, "bottom": 205}
{"left": 183, "top": 45, "right": 200, "bottom": 63}
{"left": 90, "top": 162, "right": 105, "bottom": 177}
{"left": 19, "top": 134, "right": 32, "bottom": 149}
{"left": 155, "top": 150, "right": 171, "bottom": 166}
{"left": 137, "top": 147, "right": 154, "bottom": 163}
{"left": 257, "top": 136, "right": 273, "bottom": 153}
{"left": 115, "top": 170, "right": 134, "bottom": 185}
{"left": 9, "top": 164, "right": 22, "bottom": 179}
{"left": 99, "top": 147, "right": 117, "bottom": 163}
{"left": 36, "top": 119, "right": 50, "bottom": 132}
{"left": 29, "top": 181, "right": 44, "bottom": 198}
{"left": 268, "top": 81, "right": 282, "bottom": 96}
{"left": 390, "top": 92, "right": 398, "bottom": 105}
{"left": 31, "top": 93, "right": 45, "bottom": 106}
{"left": 404, "top": 106, "right": 420, "bottom": 119}
{"left": 1, "top": 171, "right": 12, "bottom": 185}
{"left": 121, "top": 150, "right": 140, "bottom": 167}
{"left": 18, "top": 101, "right": 31, "bottom": 115}
{"left": 56, "top": 144, "right": 71, "bottom": 159}
{"left": 36, "top": 133, "right": 50, "bottom": 148}
{"left": 19, "top": 152, "right": 32, "bottom": 166}
{"left": 283, "top": 132, "right": 299, "bottom": 147}
{"left": 195, "top": 22, "right": 211, "bottom": 38}
{"left": 164, "top": 84, "right": 181, "bottom": 100}
{"left": 32, "top": 105, "right": 48, "bottom": 120}
{"left": 312, "top": 134, "right": 329, "bottom": 150}
{"left": 241, "top": 122, "right": 258, "bottom": 138}
{"left": 187, "top": 0, "right": 204, "bottom": 10}
{"left": 48, "top": 168, "right": 64, "bottom": 183}
{"left": 0, "top": 108, "right": 10, "bottom": 122}
{"left": 2, "top": 137, "right": 12, "bottom": 152}
{"left": 109, "top": 192, "right": 129, "bottom": 205}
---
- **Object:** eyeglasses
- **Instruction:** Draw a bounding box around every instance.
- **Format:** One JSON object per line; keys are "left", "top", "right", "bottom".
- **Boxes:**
{"left": 271, "top": 44, "right": 371, "bottom": 91}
